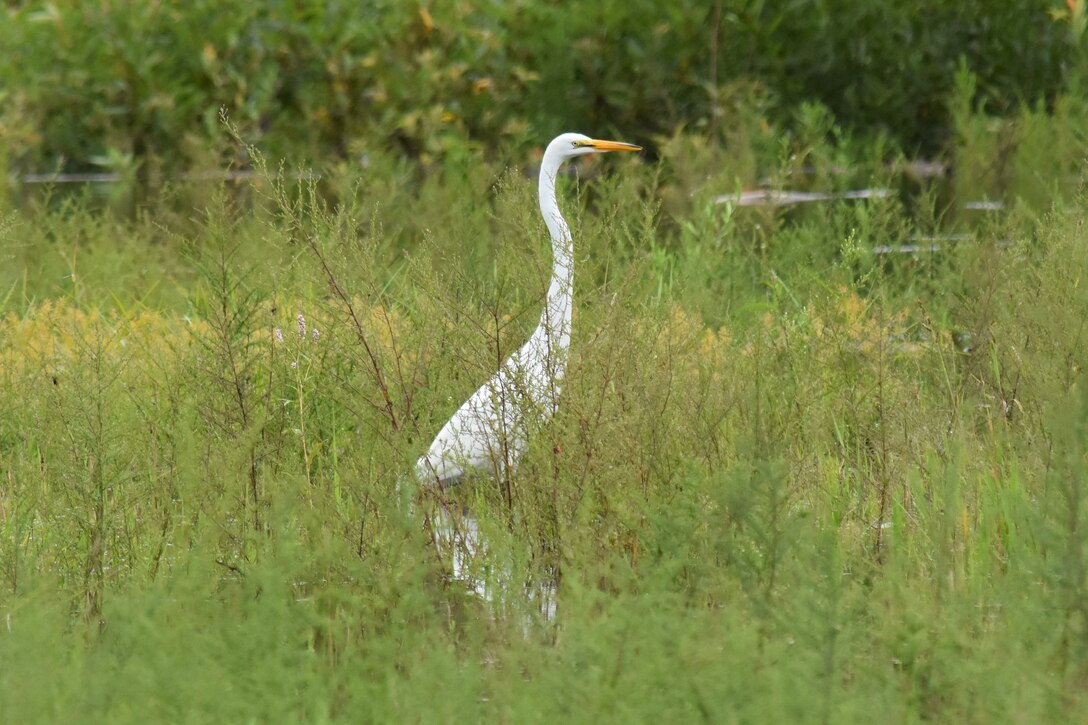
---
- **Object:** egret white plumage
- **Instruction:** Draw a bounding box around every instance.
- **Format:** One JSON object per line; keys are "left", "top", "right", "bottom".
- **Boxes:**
{"left": 414, "top": 133, "right": 641, "bottom": 594}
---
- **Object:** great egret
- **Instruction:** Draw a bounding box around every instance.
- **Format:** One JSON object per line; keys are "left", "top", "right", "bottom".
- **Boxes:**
{"left": 415, "top": 133, "right": 641, "bottom": 595}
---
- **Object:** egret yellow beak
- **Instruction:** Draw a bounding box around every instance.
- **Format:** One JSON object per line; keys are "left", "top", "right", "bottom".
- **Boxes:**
{"left": 584, "top": 139, "right": 642, "bottom": 152}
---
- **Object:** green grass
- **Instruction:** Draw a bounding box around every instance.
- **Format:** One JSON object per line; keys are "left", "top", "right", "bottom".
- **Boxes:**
{"left": 2, "top": 110, "right": 1088, "bottom": 722}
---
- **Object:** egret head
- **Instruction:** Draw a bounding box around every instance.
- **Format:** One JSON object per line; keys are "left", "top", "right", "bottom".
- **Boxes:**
{"left": 546, "top": 132, "right": 642, "bottom": 162}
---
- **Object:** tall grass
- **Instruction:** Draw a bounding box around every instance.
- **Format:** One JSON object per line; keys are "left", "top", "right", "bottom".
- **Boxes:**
{"left": 2, "top": 108, "right": 1088, "bottom": 721}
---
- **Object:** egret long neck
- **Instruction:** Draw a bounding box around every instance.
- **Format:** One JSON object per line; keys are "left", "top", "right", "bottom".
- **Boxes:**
{"left": 538, "top": 166, "right": 574, "bottom": 352}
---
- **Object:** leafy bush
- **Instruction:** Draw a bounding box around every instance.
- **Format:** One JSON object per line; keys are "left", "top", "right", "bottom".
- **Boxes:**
{"left": 0, "top": 0, "right": 1078, "bottom": 179}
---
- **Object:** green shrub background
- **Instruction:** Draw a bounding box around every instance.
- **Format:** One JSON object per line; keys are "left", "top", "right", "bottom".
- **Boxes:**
{"left": 0, "top": 0, "right": 1079, "bottom": 177}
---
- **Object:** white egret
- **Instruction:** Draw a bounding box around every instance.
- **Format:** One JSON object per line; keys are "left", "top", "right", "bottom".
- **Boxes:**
{"left": 414, "top": 133, "right": 641, "bottom": 596}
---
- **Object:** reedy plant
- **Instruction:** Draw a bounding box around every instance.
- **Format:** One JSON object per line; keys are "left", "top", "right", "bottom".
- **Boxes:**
{"left": 4, "top": 111, "right": 1088, "bottom": 719}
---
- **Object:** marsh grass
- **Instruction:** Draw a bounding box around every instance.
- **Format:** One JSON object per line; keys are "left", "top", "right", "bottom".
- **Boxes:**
{"left": 2, "top": 112, "right": 1088, "bottom": 721}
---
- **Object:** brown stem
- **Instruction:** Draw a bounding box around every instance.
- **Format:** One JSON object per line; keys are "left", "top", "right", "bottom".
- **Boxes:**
{"left": 307, "top": 238, "right": 400, "bottom": 433}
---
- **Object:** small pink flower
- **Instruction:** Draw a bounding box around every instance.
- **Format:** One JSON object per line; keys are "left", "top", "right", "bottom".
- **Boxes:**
{"left": 297, "top": 314, "right": 307, "bottom": 337}
{"left": 311, "top": 328, "right": 320, "bottom": 341}
{"left": 274, "top": 328, "right": 284, "bottom": 344}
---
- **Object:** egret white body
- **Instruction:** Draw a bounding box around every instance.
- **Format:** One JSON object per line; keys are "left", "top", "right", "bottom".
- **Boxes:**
{"left": 416, "top": 133, "right": 640, "bottom": 486}
{"left": 413, "top": 133, "right": 640, "bottom": 601}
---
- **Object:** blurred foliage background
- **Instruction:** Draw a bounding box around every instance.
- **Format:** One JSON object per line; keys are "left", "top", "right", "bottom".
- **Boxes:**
{"left": 1, "top": 0, "right": 1083, "bottom": 180}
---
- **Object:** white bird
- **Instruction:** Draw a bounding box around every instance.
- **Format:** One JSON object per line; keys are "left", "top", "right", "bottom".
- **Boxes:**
{"left": 414, "top": 133, "right": 640, "bottom": 596}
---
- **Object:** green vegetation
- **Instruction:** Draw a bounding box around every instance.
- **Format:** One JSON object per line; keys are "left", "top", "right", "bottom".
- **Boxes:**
{"left": 3, "top": 1, "right": 1088, "bottom": 722}
{"left": 0, "top": 0, "right": 1080, "bottom": 183}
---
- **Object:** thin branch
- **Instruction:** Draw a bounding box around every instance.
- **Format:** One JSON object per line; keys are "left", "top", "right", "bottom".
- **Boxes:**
{"left": 307, "top": 237, "right": 400, "bottom": 432}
